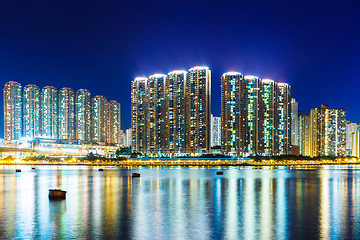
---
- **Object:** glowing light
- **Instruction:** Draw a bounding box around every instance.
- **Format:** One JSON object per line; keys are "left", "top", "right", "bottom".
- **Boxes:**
{"left": 188, "top": 66, "right": 209, "bottom": 71}
{"left": 244, "top": 75, "right": 258, "bottom": 80}
{"left": 168, "top": 70, "right": 187, "bottom": 75}
{"left": 262, "top": 79, "right": 274, "bottom": 83}
{"left": 134, "top": 77, "right": 148, "bottom": 81}
{"left": 222, "top": 71, "right": 242, "bottom": 76}
{"left": 149, "top": 74, "right": 167, "bottom": 78}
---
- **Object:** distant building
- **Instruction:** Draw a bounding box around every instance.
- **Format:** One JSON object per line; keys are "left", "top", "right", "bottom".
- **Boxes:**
{"left": 221, "top": 72, "right": 246, "bottom": 154}
{"left": 131, "top": 77, "right": 148, "bottom": 153}
{"left": 291, "top": 98, "right": 299, "bottom": 146}
{"left": 40, "top": 86, "right": 58, "bottom": 138}
{"left": 3, "top": 82, "right": 120, "bottom": 145}
{"left": 22, "top": 84, "right": 41, "bottom": 138}
{"left": 131, "top": 66, "right": 211, "bottom": 156}
{"left": 92, "top": 95, "right": 109, "bottom": 143}
{"left": 186, "top": 67, "right": 211, "bottom": 154}
{"left": 108, "top": 100, "right": 121, "bottom": 144}
{"left": 126, "top": 128, "right": 132, "bottom": 147}
{"left": 346, "top": 121, "right": 356, "bottom": 156}
{"left": 211, "top": 114, "right": 221, "bottom": 147}
{"left": 58, "top": 87, "right": 75, "bottom": 140}
{"left": 298, "top": 113, "right": 311, "bottom": 156}
{"left": 3, "top": 81, "right": 22, "bottom": 141}
{"left": 220, "top": 72, "right": 291, "bottom": 156}
{"left": 75, "top": 89, "right": 92, "bottom": 142}
{"left": 146, "top": 74, "right": 167, "bottom": 154}
{"left": 121, "top": 128, "right": 132, "bottom": 147}
{"left": 309, "top": 104, "right": 346, "bottom": 157}
{"left": 166, "top": 71, "right": 187, "bottom": 153}
{"left": 352, "top": 123, "right": 360, "bottom": 158}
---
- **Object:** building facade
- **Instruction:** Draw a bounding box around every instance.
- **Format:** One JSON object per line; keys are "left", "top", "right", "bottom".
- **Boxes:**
{"left": 131, "top": 66, "right": 211, "bottom": 156}
{"left": 221, "top": 72, "right": 246, "bottom": 153}
{"left": 185, "top": 67, "right": 211, "bottom": 154}
{"left": 352, "top": 123, "right": 360, "bottom": 158}
{"left": 40, "top": 86, "right": 58, "bottom": 138}
{"left": 22, "top": 84, "right": 41, "bottom": 138}
{"left": 345, "top": 121, "right": 356, "bottom": 156}
{"left": 220, "top": 74, "right": 292, "bottom": 156}
{"left": 131, "top": 77, "right": 148, "bottom": 153}
{"left": 108, "top": 100, "right": 121, "bottom": 144}
{"left": 146, "top": 74, "right": 167, "bottom": 155}
{"left": 92, "top": 95, "right": 109, "bottom": 143}
{"left": 211, "top": 115, "right": 221, "bottom": 147}
{"left": 308, "top": 104, "right": 346, "bottom": 157}
{"left": 58, "top": 87, "right": 75, "bottom": 140}
{"left": 291, "top": 98, "right": 299, "bottom": 146}
{"left": 3, "top": 81, "right": 22, "bottom": 141}
{"left": 166, "top": 71, "right": 187, "bottom": 153}
{"left": 277, "top": 83, "right": 292, "bottom": 155}
{"left": 75, "top": 89, "right": 92, "bottom": 142}
{"left": 4, "top": 82, "right": 120, "bottom": 145}
{"left": 298, "top": 113, "right": 311, "bottom": 156}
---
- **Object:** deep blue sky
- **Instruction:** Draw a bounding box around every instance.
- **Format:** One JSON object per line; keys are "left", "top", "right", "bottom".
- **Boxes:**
{"left": 0, "top": 0, "right": 359, "bottom": 137}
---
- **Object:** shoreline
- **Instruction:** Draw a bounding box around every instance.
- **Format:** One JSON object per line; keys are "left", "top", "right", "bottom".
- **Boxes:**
{"left": 1, "top": 160, "right": 359, "bottom": 167}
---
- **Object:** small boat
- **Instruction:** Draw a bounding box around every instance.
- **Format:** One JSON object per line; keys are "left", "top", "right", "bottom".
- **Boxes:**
{"left": 15, "top": 169, "right": 21, "bottom": 172}
{"left": 132, "top": 173, "right": 141, "bottom": 178}
{"left": 48, "top": 189, "right": 67, "bottom": 200}
{"left": 98, "top": 168, "right": 104, "bottom": 171}
{"left": 216, "top": 171, "right": 223, "bottom": 175}
{"left": 31, "top": 167, "right": 35, "bottom": 170}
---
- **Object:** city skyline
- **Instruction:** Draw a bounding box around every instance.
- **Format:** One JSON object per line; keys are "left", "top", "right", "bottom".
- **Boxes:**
{"left": 1, "top": 1, "right": 359, "bottom": 239}
{"left": 3, "top": 81, "right": 121, "bottom": 144}
{"left": 0, "top": 0, "right": 359, "bottom": 137}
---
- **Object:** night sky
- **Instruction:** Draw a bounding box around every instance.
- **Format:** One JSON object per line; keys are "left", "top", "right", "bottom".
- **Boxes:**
{"left": 0, "top": 0, "right": 359, "bottom": 137}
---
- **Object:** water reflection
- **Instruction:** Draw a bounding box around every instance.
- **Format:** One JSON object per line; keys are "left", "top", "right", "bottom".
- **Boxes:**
{"left": 0, "top": 166, "right": 360, "bottom": 239}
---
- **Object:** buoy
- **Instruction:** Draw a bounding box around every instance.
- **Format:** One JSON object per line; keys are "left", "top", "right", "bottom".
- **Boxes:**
{"left": 98, "top": 168, "right": 104, "bottom": 171}
{"left": 15, "top": 169, "right": 21, "bottom": 172}
{"left": 132, "top": 173, "right": 141, "bottom": 177}
{"left": 49, "top": 189, "right": 66, "bottom": 200}
{"left": 216, "top": 171, "right": 223, "bottom": 175}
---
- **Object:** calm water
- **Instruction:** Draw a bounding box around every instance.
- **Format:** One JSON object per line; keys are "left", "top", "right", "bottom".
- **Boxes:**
{"left": 1, "top": 165, "right": 360, "bottom": 239}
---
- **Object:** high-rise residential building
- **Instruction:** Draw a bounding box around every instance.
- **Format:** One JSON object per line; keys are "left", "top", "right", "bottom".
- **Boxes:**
{"left": 40, "top": 86, "right": 58, "bottom": 138}
{"left": 75, "top": 89, "right": 91, "bottom": 142}
{"left": 346, "top": 121, "right": 356, "bottom": 156}
{"left": 146, "top": 74, "right": 166, "bottom": 155}
{"left": 309, "top": 104, "right": 346, "bottom": 157}
{"left": 3, "top": 81, "right": 22, "bottom": 141}
{"left": 121, "top": 128, "right": 132, "bottom": 147}
{"left": 221, "top": 72, "right": 247, "bottom": 153}
{"left": 221, "top": 74, "right": 292, "bottom": 156}
{"left": 291, "top": 98, "right": 299, "bottom": 146}
{"left": 352, "top": 123, "right": 360, "bottom": 158}
{"left": 211, "top": 114, "right": 221, "bottom": 147}
{"left": 261, "top": 79, "right": 277, "bottom": 154}
{"left": 58, "top": 87, "right": 75, "bottom": 140}
{"left": 92, "top": 95, "right": 109, "bottom": 143}
{"left": 108, "top": 100, "right": 121, "bottom": 144}
{"left": 186, "top": 66, "right": 211, "bottom": 154}
{"left": 166, "top": 71, "right": 187, "bottom": 154}
{"left": 298, "top": 113, "right": 311, "bottom": 156}
{"left": 22, "top": 84, "right": 41, "bottom": 138}
{"left": 245, "top": 75, "right": 264, "bottom": 154}
{"left": 277, "top": 83, "right": 292, "bottom": 154}
{"left": 131, "top": 66, "right": 211, "bottom": 156}
{"left": 126, "top": 128, "right": 132, "bottom": 147}
{"left": 131, "top": 77, "right": 147, "bottom": 153}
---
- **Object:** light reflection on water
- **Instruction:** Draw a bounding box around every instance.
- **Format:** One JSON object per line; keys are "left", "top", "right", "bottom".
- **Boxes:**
{"left": 0, "top": 165, "right": 360, "bottom": 239}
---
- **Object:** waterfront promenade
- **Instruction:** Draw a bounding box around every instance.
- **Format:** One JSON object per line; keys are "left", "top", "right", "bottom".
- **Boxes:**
{"left": 0, "top": 157, "right": 358, "bottom": 167}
